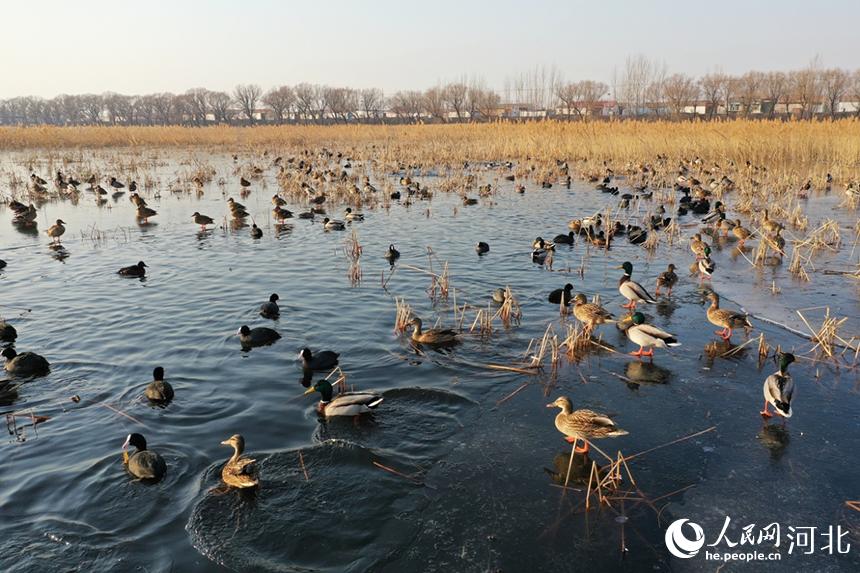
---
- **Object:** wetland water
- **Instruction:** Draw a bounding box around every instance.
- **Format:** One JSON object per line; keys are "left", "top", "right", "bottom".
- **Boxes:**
{"left": 1, "top": 149, "right": 858, "bottom": 572}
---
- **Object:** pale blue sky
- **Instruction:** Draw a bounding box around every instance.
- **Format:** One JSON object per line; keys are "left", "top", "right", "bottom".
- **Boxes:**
{"left": 2, "top": 0, "right": 857, "bottom": 98}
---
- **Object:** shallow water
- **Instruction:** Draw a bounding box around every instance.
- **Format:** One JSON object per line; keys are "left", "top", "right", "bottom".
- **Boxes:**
{"left": 1, "top": 149, "right": 858, "bottom": 572}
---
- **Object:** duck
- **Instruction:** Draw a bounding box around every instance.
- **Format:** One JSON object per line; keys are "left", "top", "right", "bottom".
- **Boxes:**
{"left": 408, "top": 317, "right": 458, "bottom": 345}
{"left": 322, "top": 217, "right": 345, "bottom": 230}
{"left": 237, "top": 325, "right": 281, "bottom": 347}
{"left": 0, "top": 259, "right": 5, "bottom": 270}
{"left": 761, "top": 209, "right": 784, "bottom": 234}
{"left": 118, "top": 261, "right": 147, "bottom": 277}
{"left": 0, "top": 319, "right": 17, "bottom": 341}
{"left": 299, "top": 347, "right": 340, "bottom": 370}
{"left": 273, "top": 206, "right": 294, "bottom": 222}
{"left": 553, "top": 231, "right": 575, "bottom": 245}
{"left": 239, "top": 177, "right": 252, "bottom": 188}
{"left": 548, "top": 283, "right": 574, "bottom": 305}
{"left": 655, "top": 264, "right": 678, "bottom": 295}
{"left": 761, "top": 353, "right": 795, "bottom": 419}
{"left": 706, "top": 292, "right": 752, "bottom": 341}
{"left": 250, "top": 223, "right": 263, "bottom": 238}
{"left": 46, "top": 219, "right": 66, "bottom": 243}
{"left": 624, "top": 312, "right": 680, "bottom": 358}
{"left": 344, "top": 207, "right": 364, "bottom": 221}
{"left": 617, "top": 261, "right": 656, "bottom": 310}
{"left": 546, "top": 396, "right": 628, "bottom": 454}
{"left": 122, "top": 433, "right": 166, "bottom": 481}
{"left": 732, "top": 220, "right": 752, "bottom": 245}
{"left": 109, "top": 177, "right": 125, "bottom": 191}
{"left": 145, "top": 366, "right": 174, "bottom": 402}
{"left": 129, "top": 193, "right": 146, "bottom": 207}
{"left": 698, "top": 247, "right": 716, "bottom": 279}
{"left": 272, "top": 194, "right": 287, "bottom": 207}
{"left": 2, "top": 347, "right": 50, "bottom": 377}
{"left": 492, "top": 288, "right": 507, "bottom": 304}
{"left": 136, "top": 205, "right": 157, "bottom": 223}
{"left": 192, "top": 212, "right": 214, "bottom": 230}
{"left": 220, "top": 434, "right": 259, "bottom": 489}
{"left": 304, "top": 379, "right": 384, "bottom": 417}
{"left": 385, "top": 244, "right": 401, "bottom": 261}
{"left": 572, "top": 293, "right": 614, "bottom": 334}
{"left": 259, "top": 293, "right": 280, "bottom": 318}
{"left": 689, "top": 233, "right": 708, "bottom": 259}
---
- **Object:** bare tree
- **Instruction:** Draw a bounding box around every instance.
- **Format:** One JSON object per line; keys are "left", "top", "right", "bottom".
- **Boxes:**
{"left": 762, "top": 71, "right": 788, "bottom": 118}
{"left": 737, "top": 71, "right": 764, "bottom": 116}
{"left": 556, "top": 80, "right": 608, "bottom": 119}
{"left": 185, "top": 88, "right": 210, "bottom": 125}
{"left": 207, "top": 91, "right": 232, "bottom": 124}
{"left": 262, "top": 86, "right": 295, "bottom": 124}
{"left": 469, "top": 87, "right": 501, "bottom": 121}
{"left": 699, "top": 73, "right": 726, "bottom": 119}
{"left": 851, "top": 70, "right": 860, "bottom": 117}
{"left": 820, "top": 68, "right": 849, "bottom": 118}
{"left": 359, "top": 88, "right": 384, "bottom": 122}
{"left": 789, "top": 68, "right": 822, "bottom": 119}
{"left": 663, "top": 74, "right": 698, "bottom": 118}
{"left": 233, "top": 84, "right": 262, "bottom": 123}
{"left": 294, "top": 83, "right": 325, "bottom": 123}
{"left": 444, "top": 83, "right": 468, "bottom": 121}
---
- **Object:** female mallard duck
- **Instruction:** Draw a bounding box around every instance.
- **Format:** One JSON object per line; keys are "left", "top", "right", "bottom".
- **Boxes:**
{"left": 624, "top": 312, "right": 680, "bottom": 357}
{"left": 590, "top": 231, "right": 609, "bottom": 248}
{"left": 145, "top": 366, "right": 174, "bottom": 402}
{"left": 272, "top": 194, "right": 287, "bottom": 207}
{"left": 136, "top": 205, "right": 157, "bottom": 223}
{"left": 617, "top": 261, "right": 656, "bottom": 310}
{"left": 118, "top": 261, "right": 147, "bottom": 277}
{"left": 761, "top": 353, "right": 795, "bottom": 418}
{"left": 46, "top": 219, "right": 66, "bottom": 244}
{"left": 260, "top": 293, "right": 280, "bottom": 318}
{"left": 2, "top": 347, "right": 50, "bottom": 377}
{"left": 237, "top": 325, "right": 281, "bottom": 347}
{"left": 572, "top": 293, "right": 614, "bottom": 334}
{"left": 130, "top": 193, "right": 146, "bottom": 207}
{"left": 568, "top": 219, "right": 582, "bottom": 233}
{"left": 706, "top": 292, "right": 752, "bottom": 341}
{"left": 546, "top": 396, "right": 628, "bottom": 454}
{"left": 192, "top": 212, "right": 214, "bottom": 230}
{"left": 655, "top": 264, "right": 678, "bottom": 295}
{"left": 553, "top": 231, "right": 575, "bottom": 245}
{"left": 548, "top": 283, "right": 574, "bottom": 305}
{"left": 304, "top": 379, "right": 383, "bottom": 417}
{"left": 698, "top": 247, "right": 715, "bottom": 279}
{"left": 492, "top": 288, "right": 507, "bottom": 304}
{"left": 716, "top": 213, "right": 736, "bottom": 236}
{"left": 408, "top": 317, "right": 458, "bottom": 345}
{"left": 689, "top": 233, "right": 707, "bottom": 259}
{"left": 761, "top": 209, "right": 784, "bottom": 234}
{"left": 475, "top": 241, "right": 489, "bottom": 255}
{"left": 322, "top": 217, "right": 345, "bottom": 230}
{"left": 122, "top": 433, "right": 166, "bottom": 481}
{"left": 732, "top": 220, "right": 752, "bottom": 245}
{"left": 0, "top": 319, "right": 17, "bottom": 342}
{"left": 220, "top": 434, "right": 258, "bottom": 488}
{"left": 273, "top": 206, "right": 293, "bottom": 222}
{"left": 300, "top": 347, "right": 340, "bottom": 370}
{"left": 344, "top": 207, "right": 364, "bottom": 221}
{"left": 532, "top": 237, "right": 551, "bottom": 250}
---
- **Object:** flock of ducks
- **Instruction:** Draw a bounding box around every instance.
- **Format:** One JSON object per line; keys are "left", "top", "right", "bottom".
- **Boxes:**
{"left": 1, "top": 155, "right": 805, "bottom": 488}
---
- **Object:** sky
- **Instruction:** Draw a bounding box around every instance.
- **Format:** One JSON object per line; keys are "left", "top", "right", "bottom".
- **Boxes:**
{"left": 1, "top": 0, "right": 858, "bottom": 99}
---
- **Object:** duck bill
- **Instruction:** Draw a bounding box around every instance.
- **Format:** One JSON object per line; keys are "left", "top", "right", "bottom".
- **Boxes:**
{"left": 545, "top": 403, "right": 556, "bottom": 408}
{"left": 303, "top": 387, "right": 317, "bottom": 396}
{"left": 220, "top": 439, "right": 230, "bottom": 446}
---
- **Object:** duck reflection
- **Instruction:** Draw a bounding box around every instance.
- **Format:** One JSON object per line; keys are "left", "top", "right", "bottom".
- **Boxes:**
{"left": 0, "top": 381, "right": 19, "bottom": 407}
{"left": 274, "top": 223, "right": 294, "bottom": 238}
{"left": 48, "top": 244, "right": 70, "bottom": 262}
{"left": 757, "top": 423, "right": 790, "bottom": 461}
{"left": 625, "top": 360, "right": 671, "bottom": 386}
{"left": 544, "top": 450, "right": 604, "bottom": 486}
{"left": 655, "top": 298, "right": 677, "bottom": 319}
{"left": 13, "top": 221, "right": 39, "bottom": 236}
{"left": 703, "top": 339, "right": 747, "bottom": 367}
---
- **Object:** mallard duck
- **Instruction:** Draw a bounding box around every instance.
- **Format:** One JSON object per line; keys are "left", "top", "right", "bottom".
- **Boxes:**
{"left": 533, "top": 237, "right": 554, "bottom": 250}
{"left": 145, "top": 366, "right": 174, "bottom": 402}
{"left": 532, "top": 244, "right": 553, "bottom": 264}
{"left": 237, "top": 325, "right": 281, "bottom": 347}
{"left": 344, "top": 207, "right": 364, "bottom": 221}
{"left": 122, "top": 433, "right": 166, "bottom": 481}
{"left": 46, "top": 219, "right": 66, "bottom": 243}
{"left": 192, "top": 212, "right": 214, "bottom": 229}
{"left": 548, "top": 283, "right": 574, "bottom": 305}
{"left": 553, "top": 231, "right": 575, "bottom": 245}
{"left": 0, "top": 319, "right": 17, "bottom": 341}
{"left": 492, "top": 288, "right": 507, "bottom": 304}
{"left": 272, "top": 194, "right": 286, "bottom": 206}
{"left": 716, "top": 213, "right": 736, "bottom": 236}
{"left": 220, "top": 434, "right": 258, "bottom": 488}
{"left": 732, "top": 220, "right": 752, "bottom": 245}
{"left": 568, "top": 219, "right": 582, "bottom": 233}
{"left": 706, "top": 292, "right": 752, "bottom": 341}
{"left": 239, "top": 177, "right": 252, "bottom": 188}
{"left": 689, "top": 233, "right": 707, "bottom": 259}
{"left": 475, "top": 241, "right": 490, "bottom": 255}
{"left": 698, "top": 247, "right": 715, "bottom": 279}
{"left": 136, "top": 205, "right": 157, "bottom": 223}
{"left": 130, "top": 193, "right": 146, "bottom": 207}
{"left": 624, "top": 312, "right": 680, "bottom": 357}
{"left": 572, "top": 293, "right": 614, "bottom": 334}
{"left": 385, "top": 244, "right": 401, "bottom": 261}
{"left": 118, "top": 261, "right": 147, "bottom": 277}
{"left": 617, "top": 261, "right": 656, "bottom": 310}
{"left": 590, "top": 231, "right": 609, "bottom": 248}
{"left": 546, "top": 396, "right": 628, "bottom": 454}
{"left": 300, "top": 347, "right": 340, "bottom": 370}
{"left": 304, "top": 379, "right": 383, "bottom": 417}
{"left": 761, "top": 209, "right": 784, "bottom": 234}
{"left": 109, "top": 177, "right": 125, "bottom": 190}
{"left": 655, "top": 264, "right": 678, "bottom": 295}
{"left": 273, "top": 206, "right": 293, "bottom": 222}
{"left": 250, "top": 223, "right": 263, "bottom": 238}
{"left": 260, "top": 293, "right": 280, "bottom": 318}
{"left": 322, "top": 217, "right": 345, "bottom": 230}
{"left": 761, "top": 353, "right": 795, "bottom": 418}
{"left": 408, "top": 317, "right": 458, "bottom": 345}
{"left": 2, "top": 347, "right": 49, "bottom": 377}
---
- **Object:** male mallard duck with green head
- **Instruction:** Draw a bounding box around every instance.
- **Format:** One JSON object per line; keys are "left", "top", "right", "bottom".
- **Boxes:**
{"left": 304, "top": 379, "right": 384, "bottom": 417}
{"left": 761, "top": 353, "right": 795, "bottom": 419}
{"left": 624, "top": 312, "right": 680, "bottom": 357}
{"left": 616, "top": 261, "right": 656, "bottom": 310}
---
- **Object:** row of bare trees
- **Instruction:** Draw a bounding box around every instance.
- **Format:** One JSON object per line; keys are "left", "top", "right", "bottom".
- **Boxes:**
{"left": 2, "top": 64, "right": 859, "bottom": 126}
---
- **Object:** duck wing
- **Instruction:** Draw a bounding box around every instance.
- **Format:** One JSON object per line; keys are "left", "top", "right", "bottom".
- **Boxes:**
{"left": 632, "top": 323, "right": 680, "bottom": 345}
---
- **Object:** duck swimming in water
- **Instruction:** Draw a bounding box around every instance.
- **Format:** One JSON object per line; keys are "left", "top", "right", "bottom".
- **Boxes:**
{"left": 0, "top": 319, "right": 17, "bottom": 342}
{"left": 547, "top": 396, "right": 628, "bottom": 454}
{"left": 237, "top": 325, "right": 281, "bottom": 347}
{"left": 145, "top": 366, "right": 174, "bottom": 402}
{"left": 408, "top": 317, "right": 459, "bottom": 345}
{"left": 260, "top": 293, "right": 280, "bottom": 318}
{"left": 548, "top": 283, "right": 574, "bottom": 305}
{"left": 122, "top": 433, "right": 166, "bottom": 481}
{"left": 475, "top": 241, "right": 489, "bottom": 255}
{"left": 300, "top": 347, "right": 340, "bottom": 370}
{"left": 118, "top": 261, "right": 147, "bottom": 277}
{"left": 220, "top": 434, "right": 259, "bottom": 489}
{"left": 385, "top": 244, "right": 401, "bottom": 261}
{"left": 304, "top": 379, "right": 384, "bottom": 417}
{"left": 2, "top": 347, "right": 50, "bottom": 377}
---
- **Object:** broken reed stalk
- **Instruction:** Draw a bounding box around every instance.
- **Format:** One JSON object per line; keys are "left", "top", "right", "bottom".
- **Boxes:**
{"left": 393, "top": 297, "right": 412, "bottom": 333}
{"left": 298, "top": 450, "right": 310, "bottom": 481}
